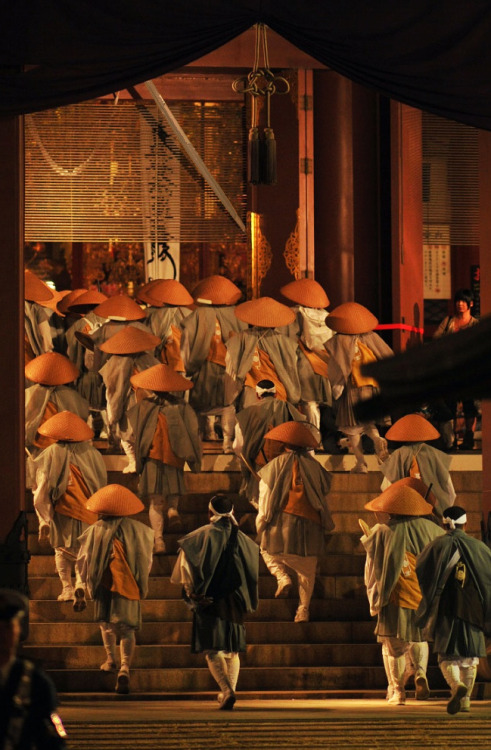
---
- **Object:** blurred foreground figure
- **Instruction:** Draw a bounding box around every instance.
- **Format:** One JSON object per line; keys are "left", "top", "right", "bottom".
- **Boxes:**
{"left": 416, "top": 505, "right": 491, "bottom": 714}
{"left": 171, "top": 494, "right": 259, "bottom": 710}
{"left": 0, "top": 589, "right": 67, "bottom": 749}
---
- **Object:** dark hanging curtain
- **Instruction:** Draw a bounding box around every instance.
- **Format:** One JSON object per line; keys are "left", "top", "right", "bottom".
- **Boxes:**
{"left": 2, "top": 1, "right": 491, "bottom": 129}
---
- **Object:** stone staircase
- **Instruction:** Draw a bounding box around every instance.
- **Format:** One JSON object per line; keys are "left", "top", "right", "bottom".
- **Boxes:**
{"left": 22, "top": 450, "right": 484, "bottom": 699}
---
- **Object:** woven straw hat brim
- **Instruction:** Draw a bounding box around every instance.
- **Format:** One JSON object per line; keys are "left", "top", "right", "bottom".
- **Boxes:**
{"left": 386, "top": 414, "right": 440, "bottom": 442}
{"left": 142, "top": 280, "right": 194, "bottom": 307}
{"left": 234, "top": 297, "right": 296, "bottom": 328}
{"left": 25, "top": 352, "right": 79, "bottom": 385}
{"left": 37, "top": 410, "right": 94, "bottom": 441}
{"left": 93, "top": 295, "right": 147, "bottom": 321}
{"left": 24, "top": 270, "right": 55, "bottom": 302}
{"left": 364, "top": 482, "right": 433, "bottom": 515}
{"left": 86, "top": 484, "right": 144, "bottom": 517}
{"left": 192, "top": 275, "right": 242, "bottom": 305}
{"left": 99, "top": 327, "right": 160, "bottom": 354}
{"left": 136, "top": 280, "right": 162, "bottom": 305}
{"left": 57, "top": 288, "right": 87, "bottom": 314}
{"left": 392, "top": 476, "right": 437, "bottom": 507}
{"left": 41, "top": 289, "right": 70, "bottom": 315}
{"left": 325, "top": 302, "right": 378, "bottom": 334}
{"left": 280, "top": 279, "right": 329, "bottom": 309}
{"left": 130, "top": 363, "right": 193, "bottom": 391}
{"left": 68, "top": 290, "right": 108, "bottom": 312}
{"left": 264, "top": 421, "right": 320, "bottom": 449}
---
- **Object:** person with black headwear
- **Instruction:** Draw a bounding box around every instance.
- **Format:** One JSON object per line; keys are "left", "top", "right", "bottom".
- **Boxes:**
{"left": 0, "top": 589, "right": 67, "bottom": 749}
{"left": 171, "top": 494, "right": 259, "bottom": 710}
{"left": 416, "top": 505, "right": 491, "bottom": 714}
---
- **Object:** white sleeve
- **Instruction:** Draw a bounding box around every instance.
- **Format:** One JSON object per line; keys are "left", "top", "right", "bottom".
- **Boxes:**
{"left": 32, "top": 471, "right": 53, "bottom": 528}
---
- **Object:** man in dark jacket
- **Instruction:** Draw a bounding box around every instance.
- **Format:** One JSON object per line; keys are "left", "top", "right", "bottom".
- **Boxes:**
{"left": 171, "top": 494, "right": 259, "bottom": 710}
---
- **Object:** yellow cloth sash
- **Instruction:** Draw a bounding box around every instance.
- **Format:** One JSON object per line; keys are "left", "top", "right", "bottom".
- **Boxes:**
{"left": 34, "top": 401, "right": 58, "bottom": 448}
{"left": 161, "top": 324, "right": 184, "bottom": 372}
{"left": 55, "top": 464, "right": 98, "bottom": 525}
{"left": 206, "top": 318, "right": 227, "bottom": 367}
{"left": 351, "top": 341, "right": 379, "bottom": 388}
{"left": 245, "top": 348, "right": 287, "bottom": 401}
{"left": 389, "top": 550, "right": 422, "bottom": 610}
{"left": 298, "top": 340, "right": 329, "bottom": 378}
{"left": 102, "top": 537, "right": 141, "bottom": 600}
{"left": 149, "top": 412, "right": 185, "bottom": 468}
{"left": 282, "top": 459, "right": 322, "bottom": 525}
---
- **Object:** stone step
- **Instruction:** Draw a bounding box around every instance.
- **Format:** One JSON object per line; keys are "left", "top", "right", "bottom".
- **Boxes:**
{"left": 25, "top": 620, "right": 377, "bottom": 645}
{"left": 27, "top": 597, "right": 371, "bottom": 624}
{"left": 39, "top": 665, "right": 450, "bottom": 693}
{"left": 28, "top": 572, "right": 366, "bottom": 600}
{"left": 22, "top": 643, "right": 382, "bottom": 669}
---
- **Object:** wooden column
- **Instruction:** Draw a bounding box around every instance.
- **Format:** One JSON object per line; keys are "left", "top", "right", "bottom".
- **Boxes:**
{"left": 297, "top": 69, "right": 315, "bottom": 277}
{"left": 479, "top": 130, "right": 491, "bottom": 520}
{"left": 390, "top": 102, "right": 424, "bottom": 353}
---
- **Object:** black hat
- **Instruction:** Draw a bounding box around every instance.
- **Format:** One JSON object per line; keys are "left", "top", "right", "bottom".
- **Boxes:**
{"left": 0, "top": 589, "right": 28, "bottom": 621}
{"left": 209, "top": 494, "right": 234, "bottom": 515}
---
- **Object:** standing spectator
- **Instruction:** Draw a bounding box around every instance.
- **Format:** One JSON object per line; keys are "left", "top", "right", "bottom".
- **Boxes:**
{"left": 32, "top": 411, "right": 107, "bottom": 602}
{"left": 180, "top": 275, "right": 246, "bottom": 453}
{"left": 324, "top": 302, "right": 393, "bottom": 473}
{"left": 380, "top": 413, "right": 456, "bottom": 516}
{"left": 361, "top": 480, "right": 445, "bottom": 705}
{"left": 74, "top": 484, "right": 154, "bottom": 694}
{"left": 279, "top": 278, "right": 334, "bottom": 430}
{"left": 128, "top": 364, "right": 202, "bottom": 554}
{"left": 416, "top": 505, "right": 491, "bottom": 714}
{"left": 256, "top": 421, "right": 334, "bottom": 623}
{"left": 171, "top": 494, "right": 259, "bottom": 710}
{"left": 433, "top": 289, "right": 480, "bottom": 450}
{"left": 0, "top": 588, "right": 68, "bottom": 749}
{"left": 233, "top": 379, "right": 306, "bottom": 508}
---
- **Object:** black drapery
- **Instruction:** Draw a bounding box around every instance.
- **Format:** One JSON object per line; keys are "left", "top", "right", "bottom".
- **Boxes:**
{"left": 2, "top": 1, "right": 491, "bottom": 129}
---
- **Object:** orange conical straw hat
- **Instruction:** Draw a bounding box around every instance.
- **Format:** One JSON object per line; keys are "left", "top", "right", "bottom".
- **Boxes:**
{"left": 325, "top": 302, "right": 378, "bottom": 334}
{"left": 386, "top": 414, "right": 440, "bottom": 442}
{"left": 280, "top": 279, "right": 330, "bottom": 309}
{"left": 234, "top": 297, "right": 295, "bottom": 328}
{"left": 192, "top": 275, "right": 242, "bottom": 305}
{"left": 25, "top": 352, "right": 79, "bottom": 385}
{"left": 142, "top": 279, "right": 194, "bottom": 307}
{"left": 393, "top": 476, "right": 437, "bottom": 507}
{"left": 24, "top": 269, "right": 54, "bottom": 302}
{"left": 86, "top": 484, "right": 144, "bottom": 517}
{"left": 364, "top": 479, "right": 433, "bottom": 516}
{"left": 131, "top": 363, "right": 193, "bottom": 392}
{"left": 264, "top": 421, "right": 320, "bottom": 449}
{"left": 67, "top": 290, "right": 108, "bottom": 313}
{"left": 93, "top": 294, "right": 146, "bottom": 321}
{"left": 37, "top": 410, "right": 94, "bottom": 442}
{"left": 57, "top": 288, "right": 87, "bottom": 314}
{"left": 98, "top": 326, "right": 160, "bottom": 355}
{"left": 135, "top": 280, "right": 162, "bottom": 305}
{"left": 41, "top": 288, "right": 70, "bottom": 315}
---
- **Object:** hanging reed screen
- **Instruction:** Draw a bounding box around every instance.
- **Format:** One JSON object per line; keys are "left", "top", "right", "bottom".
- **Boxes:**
{"left": 25, "top": 98, "right": 247, "bottom": 243}
{"left": 422, "top": 112, "right": 479, "bottom": 246}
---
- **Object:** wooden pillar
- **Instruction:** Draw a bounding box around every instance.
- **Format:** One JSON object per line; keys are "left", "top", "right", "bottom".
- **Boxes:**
{"left": 313, "top": 70, "right": 354, "bottom": 306}
{"left": 297, "top": 69, "right": 315, "bottom": 277}
{"left": 0, "top": 113, "right": 27, "bottom": 589}
{"left": 479, "top": 130, "right": 491, "bottom": 520}
{"left": 390, "top": 102, "right": 424, "bottom": 353}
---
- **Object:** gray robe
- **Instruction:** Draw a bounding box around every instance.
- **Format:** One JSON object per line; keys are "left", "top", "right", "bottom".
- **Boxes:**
{"left": 25, "top": 384, "right": 90, "bottom": 446}
{"left": 77, "top": 516, "right": 154, "bottom": 629}
{"left": 99, "top": 352, "right": 159, "bottom": 434}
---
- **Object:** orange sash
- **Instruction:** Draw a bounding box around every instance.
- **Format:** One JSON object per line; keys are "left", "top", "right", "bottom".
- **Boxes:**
{"left": 351, "top": 341, "right": 379, "bottom": 388}
{"left": 206, "top": 318, "right": 227, "bottom": 367}
{"left": 409, "top": 456, "right": 421, "bottom": 479}
{"left": 34, "top": 401, "right": 58, "bottom": 448}
{"left": 245, "top": 348, "right": 287, "bottom": 400}
{"left": 298, "top": 340, "right": 329, "bottom": 378}
{"left": 161, "top": 324, "right": 184, "bottom": 372}
{"left": 102, "top": 538, "right": 141, "bottom": 600}
{"left": 282, "top": 459, "right": 322, "bottom": 525}
{"left": 149, "top": 412, "right": 185, "bottom": 468}
{"left": 389, "top": 550, "right": 422, "bottom": 610}
{"left": 55, "top": 464, "right": 98, "bottom": 525}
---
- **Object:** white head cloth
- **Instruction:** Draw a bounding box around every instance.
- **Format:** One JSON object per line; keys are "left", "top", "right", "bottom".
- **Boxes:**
{"left": 208, "top": 500, "right": 238, "bottom": 525}
{"left": 443, "top": 512, "right": 467, "bottom": 529}
{"left": 297, "top": 305, "right": 334, "bottom": 349}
